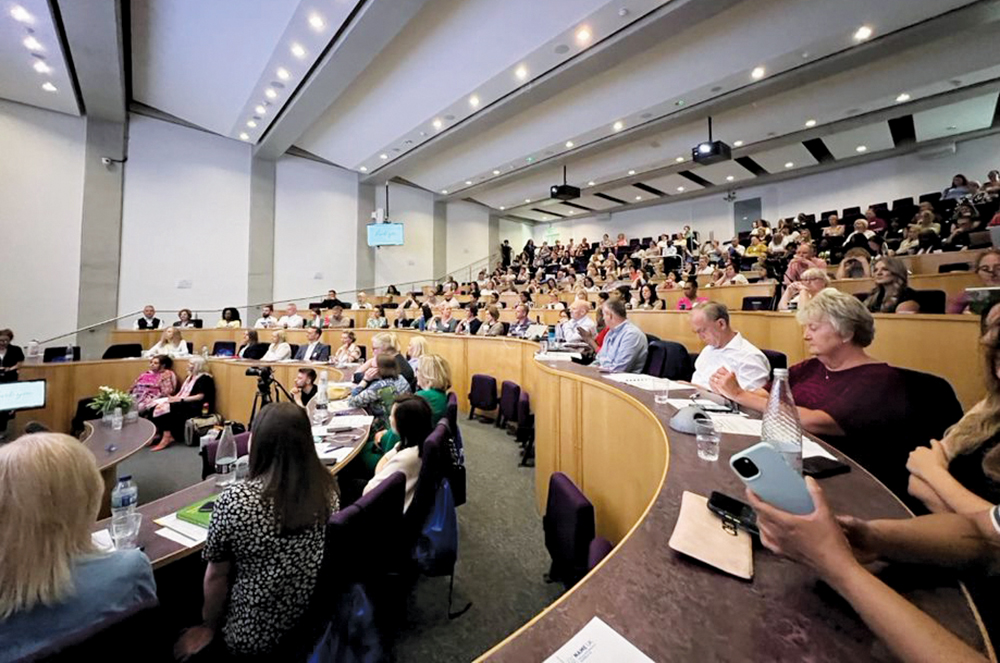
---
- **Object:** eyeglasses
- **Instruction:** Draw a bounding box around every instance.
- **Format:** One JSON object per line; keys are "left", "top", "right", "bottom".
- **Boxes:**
{"left": 978, "top": 266, "right": 1000, "bottom": 275}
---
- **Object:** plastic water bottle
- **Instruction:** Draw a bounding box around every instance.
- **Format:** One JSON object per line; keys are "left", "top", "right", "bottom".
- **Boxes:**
{"left": 313, "top": 371, "right": 330, "bottom": 427}
{"left": 215, "top": 424, "right": 237, "bottom": 487}
{"left": 112, "top": 407, "right": 123, "bottom": 431}
{"left": 547, "top": 325, "right": 557, "bottom": 348}
{"left": 64, "top": 344, "right": 74, "bottom": 362}
{"left": 26, "top": 340, "right": 40, "bottom": 363}
{"left": 111, "top": 475, "right": 138, "bottom": 518}
{"left": 201, "top": 345, "right": 209, "bottom": 359}
{"left": 761, "top": 368, "right": 803, "bottom": 473}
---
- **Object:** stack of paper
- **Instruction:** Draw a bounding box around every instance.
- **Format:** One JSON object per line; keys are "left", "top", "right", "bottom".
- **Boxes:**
{"left": 543, "top": 617, "right": 654, "bottom": 663}
{"left": 154, "top": 513, "right": 209, "bottom": 548}
{"left": 91, "top": 529, "right": 115, "bottom": 552}
{"left": 535, "top": 352, "right": 580, "bottom": 362}
{"left": 707, "top": 414, "right": 838, "bottom": 460}
{"left": 316, "top": 443, "right": 355, "bottom": 463}
{"left": 603, "top": 374, "right": 689, "bottom": 392}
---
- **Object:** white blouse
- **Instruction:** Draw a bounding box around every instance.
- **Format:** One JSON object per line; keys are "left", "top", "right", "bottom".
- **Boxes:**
{"left": 145, "top": 341, "right": 189, "bottom": 358}
{"left": 261, "top": 342, "right": 291, "bottom": 362}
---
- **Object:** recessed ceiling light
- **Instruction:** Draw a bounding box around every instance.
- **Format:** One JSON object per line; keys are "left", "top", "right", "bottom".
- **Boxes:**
{"left": 469, "top": 94, "right": 480, "bottom": 108}
{"left": 493, "top": 169, "right": 501, "bottom": 175}
{"left": 290, "top": 42, "right": 306, "bottom": 58}
{"left": 568, "top": 210, "right": 575, "bottom": 215}
{"left": 499, "top": 206, "right": 505, "bottom": 210}
{"left": 565, "top": 141, "right": 574, "bottom": 148}
{"left": 587, "top": 181, "right": 595, "bottom": 186}
{"left": 676, "top": 187, "right": 685, "bottom": 192}
{"left": 896, "top": 93, "right": 911, "bottom": 103}
{"left": 432, "top": 119, "right": 442, "bottom": 130}
{"left": 805, "top": 119, "right": 817, "bottom": 128}
{"left": 726, "top": 175, "right": 735, "bottom": 182}
{"left": 784, "top": 162, "right": 794, "bottom": 168}
{"left": 359, "top": 166, "right": 368, "bottom": 172}
{"left": 947, "top": 125, "right": 957, "bottom": 131}
{"left": 246, "top": 120, "right": 257, "bottom": 128}
{"left": 276, "top": 67, "right": 290, "bottom": 81}
{"left": 751, "top": 66, "right": 765, "bottom": 80}
{"left": 23, "top": 36, "right": 42, "bottom": 51}
{"left": 675, "top": 100, "right": 685, "bottom": 107}
{"left": 41, "top": 82, "right": 57, "bottom": 92}
{"left": 612, "top": 121, "right": 624, "bottom": 132}
{"left": 264, "top": 88, "right": 277, "bottom": 99}
{"left": 853, "top": 25, "right": 873, "bottom": 41}
{"left": 628, "top": 169, "right": 636, "bottom": 175}
{"left": 11, "top": 5, "right": 32, "bottom": 22}
{"left": 465, "top": 180, "right": 473, "bottom": 185}
{"left": 379, "top": 153, "right": 388, "bottom": 160}
{"left": 855, "top": 145, "right": 868, "bottom": 153}
{"left": 239, "top": 132, "right": 250, "bottom": 141}
{"left": 308, "top": 13, "right": 325, "bottom": 30}
{"left": 33, "top": 60, "right": 51, "bottom": 74}
{"left": 576, "top": 27, "right": 591, "bottom": 44}
{"left": 733, "top": 140, "right": 744, "bottom": 147}
{"left": 255, "top": 105, "right": 267, "bottom": 115}
{"left": 515, "top": 65, "right": 528, "bottom": 80}
{"left": 675, "top": 156, "right": 684, "bottom": 163}
{"left": 525, "top": 198, "right": 531, "bottom": 203}
{"left": 526, "top": 156, "right": 534, "bottom": 163}
{"left": 635, "top": 196, "right": 642, "bottom": 201}
{"left": 441, "top": 189, "right": 448, "bottom": 194}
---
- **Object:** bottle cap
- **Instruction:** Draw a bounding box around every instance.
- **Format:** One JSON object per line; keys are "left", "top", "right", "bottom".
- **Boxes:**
{"left": 119, "top": 475, "right": 132, "bottom": 482}
{"left": 772, "top": 368, "right": 789, "bottom": 377}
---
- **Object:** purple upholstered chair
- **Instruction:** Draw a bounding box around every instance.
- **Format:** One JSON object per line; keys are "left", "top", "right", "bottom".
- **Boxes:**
{"left": 200, "top": 431, "right": 251, "bottom": 480}
{"left": 468, "top": 374, "right": 498, "bottom": 420}
{"left": 516, "top": 391, "right": 534, "bottom": 467}
{"left": 326, "top": 472, "right": 405, "bottom": 583}
{"left": 588, "top": 537, "right": 613, "bottom": 571}
{"left": 543, "top": 472, "right": 596, "bottom": 587}
{"left": 496, "top": 380, "right": 521, "bottom": 431}
{"left": 404, "top": 421, "right": 450, "bottom": 544}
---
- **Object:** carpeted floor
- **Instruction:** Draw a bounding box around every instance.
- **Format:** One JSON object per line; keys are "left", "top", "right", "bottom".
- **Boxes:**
{"left": 121, "top": 415, "right": 562, "bottom": 662}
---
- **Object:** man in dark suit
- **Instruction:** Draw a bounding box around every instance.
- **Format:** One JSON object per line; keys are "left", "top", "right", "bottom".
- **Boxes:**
{"left": 321, "top": 289, "right": 348, "bottom": 309}
{"left": 293, "top": 326, "right": 331, "bottom": 362}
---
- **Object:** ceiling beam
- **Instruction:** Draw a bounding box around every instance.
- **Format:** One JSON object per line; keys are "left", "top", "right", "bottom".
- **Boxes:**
{"left": 254, "top": 0, "right": 434, "bottom": 161}
{"left": 55, "top": 0, "right": 126, "bottom": 122}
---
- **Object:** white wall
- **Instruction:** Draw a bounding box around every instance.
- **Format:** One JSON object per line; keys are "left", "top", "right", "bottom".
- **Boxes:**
{"left": 273, "top": 156, "right": 359, "bottom": 304}
{"left": 0, "top": 100, "right": 85, "bottom": 342}
{"left": 532, "top": 132, "right": 1000, "bottom": 244}
{"left": 373, "top": 183, "right": 436, "bottom": 289}
{"left": 119, "top": 115, "right": 251, "bottom": 321}
{"left": 499, "top": 217, "right": 535, "bottom": 255}
{"left": 445, "top": 200, "right": 490, "bottom": 276}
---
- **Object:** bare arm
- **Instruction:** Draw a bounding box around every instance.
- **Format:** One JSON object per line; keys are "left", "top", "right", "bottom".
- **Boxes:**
{"left": 201, "top": 561, "right": 231, "bottom": 628}
{"left": 906, "top": 442, "right": 994, "bottom": 515}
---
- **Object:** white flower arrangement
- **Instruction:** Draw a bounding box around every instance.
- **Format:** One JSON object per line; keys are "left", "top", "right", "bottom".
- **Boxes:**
{"left": 88, "top": 385, "right": 135, "bottom": 415}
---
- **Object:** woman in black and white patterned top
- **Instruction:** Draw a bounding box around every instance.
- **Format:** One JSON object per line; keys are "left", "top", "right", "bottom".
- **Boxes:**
{"left": 174, "top": 403, "right": 338, "bottom": 660}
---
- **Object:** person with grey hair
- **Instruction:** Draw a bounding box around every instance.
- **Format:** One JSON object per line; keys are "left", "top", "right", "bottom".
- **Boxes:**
{"left": 580, "top": 298, "right": 647, "bottom": 373}
{"left": 865, "top": 256, "right": 920, "bottom": 314}
{"left": 560, "top": 299, "right": 597, "bottom": 344}
{"left": 689, "top": 302, "right": 770, "bottom": 391}
{"left": 711, "top": 288, "right": 912, "bottom": 496}
{"left": 778, "top": 267, "right": 830, "bottom": 311}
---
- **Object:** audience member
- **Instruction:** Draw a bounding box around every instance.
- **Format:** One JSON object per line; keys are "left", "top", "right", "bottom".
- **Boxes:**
{"left": 261, "top": 330, "right": 292, "bottom": 362}
{"left": 375, "top": 354, "right": 451, "bottom": 458}
{"left": 174, "top": 308, "right": 197, "bottom": 328}
{"left": 0, "top": 329, "right": 24, "bottom": 388}
{"left": 865, "top": 256, "right": 920, "bottom": 314}
{"left": 634, "top": 283, "right": 664, "bottom": 309}
{"left": 128, "top": 355, "right": 178, "bottom": 415}
{"left": 405, "top": 336, "right": 426, "bottom": 374}
{"left": 291, "top": 368, "right": 318, "bottom": 408}
{"left": 364, "top": 394, "right": 434, "bottom": 514}
{"left": 144, "top": 327, "right": 189, "bottom": 358}
{"left": 948, "top": 250, "right": 1000, "bottom": 314}
{"left": 320, "top": 290, "right": 347, "bottom": 309}
{"left": 895, "top": 226, "right": 920, "bottom": 255}
{"left": 238, "top": 329, "right": 267, "bottom": 359}
{"left": 677, "top": 280, "right": 707, "bottom": 311}
{"left": 253, "top": 304, "right": 278, "bottom": 329}
{"left": 367, "top": 305, "right": 389, "bottom": 329}
{"left": 477, "top": 306, "right": 506, "bottom": 336}
{"left": 355, "top": 333, "right": 415, "bottom": 390}
{"left": 323, "top": 305, "right": 351, "bottom": 329}
{"left": 587, "top": 298, "right": 647, "bottom": 373}
{"left": 174, "top": 403, "right": 337, "bottom": 661}
{"left": 0, "top": 433, "right": 157, "bottom": 662}
{"left": 332, "top": 330, "right": 362, "bottom": 364}
{"left": 843, "top": 219, "right": 875, "bottom": 250}
{"left": 350, "top": 354, "right": 412, "bottom": 471}
{"left": 150, "top": 356, "right": 215, "bottom": 451}
{"left": 942, "top": 173, "right": 972, "bottom": 200}
{"left": 293, "top": 326, "right": 331, "bottom": 362}
{"left": 352, "top": 292, "right": 374, "bottom": 310}
{"left": 278, "top": 303, "right": 304, "bottom": 329}
{"left": 784, "top": 242, "right": 827, "bottom": 285}
{"left": 835, "top": 248, "right": 871, "bottom": 279}
{"left": 559, "top": 300, "right": 598, "bottom": 344}
{"left": 689, "top": 302, "right": 771, "bottom": 391}
{"left": 864, "top": 207, "right": 887, "bottom": 233}
{"left": 428, "top": 305, "right": 458, "bottom": 333}
{"left": 778, "top": 267, "right": 830, "bottom": 311}
{"left": 134, "top": 305, "right": 161, "bottom": 330}
{"left": 714, "top": 264, "right": 749, "bottom": 287}
{"left": 508, "top": 304, "right": 532, "bottom": 338}
{"left": 745, "top": 235, "right": 767, "bottom": 258}
{"left": 215, "top": 307, "right": 241, "bottom": 328}
{"left": 767, "top": 231, "right": 793, "bottom": 256}
{"left": 454, "top": 304, "right": 482, "bottom": 335}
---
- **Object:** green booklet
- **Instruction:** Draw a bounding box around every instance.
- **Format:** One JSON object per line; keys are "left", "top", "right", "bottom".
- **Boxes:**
{"left": 176, "top": 495, "right": 219, "bottom": 529}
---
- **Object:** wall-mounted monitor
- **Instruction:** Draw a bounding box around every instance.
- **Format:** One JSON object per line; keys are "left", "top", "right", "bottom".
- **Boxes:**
{"left": 0, "top": 379, "right": 47, "bottom": 413}
{"left": 367, "top": 223, "right": 404, "bottom": 247}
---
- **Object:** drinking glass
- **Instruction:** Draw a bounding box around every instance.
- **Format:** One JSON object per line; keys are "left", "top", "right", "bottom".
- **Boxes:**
{"left": 111, "top": 513, "right": 143, "bottom": 550}
{"left": 695, "top": 421, "right": 720, "bottom": 462}
{"left": 234, "top": 456, "right": 249, "bottom": 483}
{"left": 653, "top": 384, "right": 670, "bottom": 406}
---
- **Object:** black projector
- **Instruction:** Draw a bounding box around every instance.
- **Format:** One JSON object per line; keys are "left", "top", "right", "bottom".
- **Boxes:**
{"left": 691, "top": 140, "right": 731, "bottom": 165}
{"left": 550, "top": 183, "right": 581, "bottom": 201}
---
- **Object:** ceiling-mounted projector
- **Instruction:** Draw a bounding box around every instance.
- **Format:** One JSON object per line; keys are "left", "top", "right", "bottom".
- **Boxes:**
{"left": 550, "top": 165, "right": 580, "bottom": 201}
{"left": 691, "top": 116, "right": 731, "bottom": 166}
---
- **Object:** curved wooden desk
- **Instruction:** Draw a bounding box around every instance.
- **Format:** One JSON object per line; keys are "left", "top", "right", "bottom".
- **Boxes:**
{"left": 82, "top": 417, "right": 157, "bottom": 518}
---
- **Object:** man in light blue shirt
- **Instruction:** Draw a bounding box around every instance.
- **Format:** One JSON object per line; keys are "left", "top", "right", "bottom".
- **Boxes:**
{"left": 590, "top": 298, "right": 647, "bottom": 373}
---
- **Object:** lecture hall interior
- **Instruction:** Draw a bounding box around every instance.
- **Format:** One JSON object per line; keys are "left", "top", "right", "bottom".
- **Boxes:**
{"left": 4, "top": 0, "right": 1000, "bottom": 661}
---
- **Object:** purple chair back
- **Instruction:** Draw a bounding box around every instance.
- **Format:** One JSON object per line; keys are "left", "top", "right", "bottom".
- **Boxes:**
{"left": 515, "top": 391, "right": 533, "bottom": 444}
{"left": 354, "top": 471, "right": 406, "bottom": 574}
{"left": 543, "top": 472, "right": 596, "bottom": 586}
{"left": 468, "top": 374, "right": 498, "bottom": 412}
{"left": 446, "top": 392, "right": 458, "bottom": 432}
{"left": 404, "top": 421, "right": 450, "bottom": 544}
{"left": 200, "top": 431, "right": 251, "bottom": 480}
{"left": 324, "top": 505, "right": 363, "bottom": 584}
{"left": 499, "top": 381, "right": 520, "bottom": 424}
{"left": 588, "top": 536, "right": 613, "bottom": 571}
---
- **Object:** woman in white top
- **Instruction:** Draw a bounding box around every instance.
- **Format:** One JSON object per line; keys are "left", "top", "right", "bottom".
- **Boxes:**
{"left": 332, "top": 330, "right": 362, "bottom": 365}
{"left": 145, "top": 327, "right": 189, "bottom": 358}
{"left": 261, "top": 330, "right": 291, "bottom": 362}
{"left": 364, "top": 394, "right": 434, "bottom": 513}
{"left": 844, "top": 219, "right": 875, "bottom": 245}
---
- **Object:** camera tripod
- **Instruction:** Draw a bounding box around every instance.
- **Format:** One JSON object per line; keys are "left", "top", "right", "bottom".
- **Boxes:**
{"left": 248, "top": 375, "right": 294, "bottom": 428}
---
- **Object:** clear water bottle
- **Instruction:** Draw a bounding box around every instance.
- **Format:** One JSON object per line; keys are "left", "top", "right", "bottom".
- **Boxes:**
{"left": 215, "top": 424, "right": 237, "bottom": 487}
{"left": 313, "top": 371, "right": 330, "bottom": 427}
{"left": 761, "top": 368, "right": 803, "bottom": 473}
{"left": 64, "top": 344, "right": 74, "bottom": 362}
{"left": 201, "top": 345, "right": 209, "bottom": 359}
{"left": 111, "top": 475, "right": 138, "bottom": 518}
{"left": 112, "top": 406, "right": 123, "bottom": 431}
{"left": 547, "top": 325, "right": 557, "bottom": 348}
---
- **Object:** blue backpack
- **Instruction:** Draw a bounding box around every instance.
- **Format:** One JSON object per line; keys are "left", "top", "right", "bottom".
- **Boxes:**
{"left": 413, "top": 478, "right": 458, "bottom": 577}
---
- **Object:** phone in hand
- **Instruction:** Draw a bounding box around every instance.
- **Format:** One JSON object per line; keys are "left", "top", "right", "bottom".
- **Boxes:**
{"left": 707, "top": 491, "right": 758, "bottom": 535}
{"left": 729, "top": 442, "right": 815, "bottom": 515}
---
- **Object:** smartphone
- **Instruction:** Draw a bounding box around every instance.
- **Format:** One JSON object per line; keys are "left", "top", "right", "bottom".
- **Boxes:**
{"left": 729, "top": 442, "right": 815, "bottom": 515}
{"left": 197, "top": 501, "right": 215, "bottom": 513}
{"left": 707, "top": 491, "right": 758, "bottom": 535}
{"left": 803, "top": 456, "right": 850, "bottom": 479}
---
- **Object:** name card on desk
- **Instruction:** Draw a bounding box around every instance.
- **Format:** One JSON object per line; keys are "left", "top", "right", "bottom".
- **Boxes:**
{"left": 544, "top": 616, "right": 654, "bottom": 663}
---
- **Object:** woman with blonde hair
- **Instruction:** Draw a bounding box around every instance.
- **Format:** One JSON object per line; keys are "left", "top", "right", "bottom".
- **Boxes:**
{"left": 778, "top": 267, "right": 830, "bottom": 311}
{"left": 0, "top": 434, "right": 156, "bottom": 659}
{"left": 261, "top": 329, "right": 291, "bottom": 362}
{"left": 150, "top": 355, "right": 215, "bottom": 451}
{"left": 406, "top": 335, "right": 427, "bottom": 372}
{"left": 144, "top": 326, "right": 189, "bottom": 358}
{"left": 865, "top": 256, "right": 920, "bottom": 314}
{"left": 375, "top": 353, "right": 452, "bottom": 452}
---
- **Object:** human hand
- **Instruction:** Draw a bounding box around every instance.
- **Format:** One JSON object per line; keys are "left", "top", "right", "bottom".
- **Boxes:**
{"left": 363, "top": 366, "right": 379, "bottom": 382}
{"left": 747, "top": 478, "right": 860, "bottom": 581}
{"left": 835, "top": 515, "right": 881, "bottom": 565}
{"left": 906, "top": 440, "right": 949, "bottom": 481}
{"left": 708, "top": 367, "right": 743, "bottom": 400}
{"left": 577, "top": 326, "right": 593, "bottom": 339}
{"left": 173, "top": 625, "right": 215, "bottom": 661}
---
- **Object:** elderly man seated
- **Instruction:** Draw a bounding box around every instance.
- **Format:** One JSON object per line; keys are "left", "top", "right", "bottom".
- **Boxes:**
{"left": 689, "top": 302, "right": 771, "bottom": 391}
{"left": 578, "top": 298, "right": 647, "bottom": 373}
{"left": 560, "top": 299, "right": 597, "bottom": 344}
{"left": 783, "top": 242, "right": 828, "bottom": 285}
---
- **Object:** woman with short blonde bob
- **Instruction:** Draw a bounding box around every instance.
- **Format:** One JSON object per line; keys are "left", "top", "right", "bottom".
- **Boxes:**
{"left": 406, "top": 335, "right": 427, "bottom": 372}
{"left": 0, "top": 434, "right": 156, "bottom": 660}
{"left": 261, "top": 329, "right": 291, "bottom": 362}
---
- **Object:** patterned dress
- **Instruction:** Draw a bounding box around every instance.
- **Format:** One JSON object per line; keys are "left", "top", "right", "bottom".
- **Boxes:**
{"left": 203, "top": 479, "right": 338, "bottom": 656}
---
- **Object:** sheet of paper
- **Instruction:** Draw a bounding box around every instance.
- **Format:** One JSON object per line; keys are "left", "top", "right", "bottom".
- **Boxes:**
{"left": 323, "top": 414, "right": 373, "bottom": 430}
{"left": 327, "top": 400, "right": 352, "bottom": 413}
{"left": 602, "top": 374, "right": 687, "bottom": 392}
{"left": 154, "top": 513, "right": 208, "bottom": 544}
{"left": 154, "top": 526, "right": 202, "bottom": 548}
{"left": 708, "top": 415, "right": 839, "bottom": 460}
{"left": 316, "top": 444, "right": 355, "bottom": 462}
{"left": 535, "top": 352, "right": 581, "bottom": 362}
{"left": 91, "top": 529, "right": 115, "bottom": 552}
{"left": 666, "top": 398, "right": 722, "bottom": 410}
{"left": 543, "top": 616, "right": 654, "bottom": 663}
{"left": 802, "top": 438, "right": 838, "bottom": 461}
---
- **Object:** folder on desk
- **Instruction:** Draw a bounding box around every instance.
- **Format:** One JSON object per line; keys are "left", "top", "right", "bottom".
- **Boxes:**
{"left": 175, "top": 495, "right": 219, "bottom": 529}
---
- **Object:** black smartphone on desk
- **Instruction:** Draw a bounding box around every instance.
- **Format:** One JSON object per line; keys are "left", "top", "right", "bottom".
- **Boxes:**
{"left": 707, "top": 491, "right": 758, "bottom": 536}
{"left": 803, "top": 456, "right": 850, "bottom": 479}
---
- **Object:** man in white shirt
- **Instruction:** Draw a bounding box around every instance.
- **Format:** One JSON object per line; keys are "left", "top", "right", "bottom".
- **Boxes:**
{"left": 689, "top": 302, "right": 770, "bottom": 391}
{"left": 352, "top": 292, "right": 373, "bottom": 310}
{"left": 441, "top": 291, "right": 462, "bottom": 309}
{"left": 560, "top": 300, "right": 597, "bottom": 344}
{"left": 278, "top": 303, "right": 304, "bottom": 329}
{"left": 767, "top": 231, "right": 793, "bottom": 256}
{"left": 293, "top": 326, "right": 331, "bottom": 362}
{"left": 133, "top": 305, "right": 161, "bottom": 330}
{"left": 254, "top": 304, "right": 278, "bottom": 329}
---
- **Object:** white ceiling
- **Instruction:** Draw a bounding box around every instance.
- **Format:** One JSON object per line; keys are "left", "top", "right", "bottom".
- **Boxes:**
{"left": 913, "top": 92, "right": 1000, "bottom": 142}
{"left": 0, "top": 0, "right": 78, "bottom": 115}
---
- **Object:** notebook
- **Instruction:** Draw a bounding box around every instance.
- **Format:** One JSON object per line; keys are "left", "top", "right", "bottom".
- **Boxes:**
{"left": 175, "top": 495, "right": 219, "bottom": 529}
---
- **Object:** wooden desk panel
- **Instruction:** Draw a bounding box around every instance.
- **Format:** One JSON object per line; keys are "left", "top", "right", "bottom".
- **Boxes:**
{"left": 831, "top": 271, "right": 982, "bottom": 298}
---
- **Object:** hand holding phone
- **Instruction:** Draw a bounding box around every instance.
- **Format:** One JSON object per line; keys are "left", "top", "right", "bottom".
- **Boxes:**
{"left": 730, "top": 442, "right": 814, "bottom": 515}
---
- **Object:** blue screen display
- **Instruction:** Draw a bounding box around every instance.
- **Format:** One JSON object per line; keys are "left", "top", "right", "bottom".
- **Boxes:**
{"left": 367, "top": 223, "right": 404, "bottom": 246}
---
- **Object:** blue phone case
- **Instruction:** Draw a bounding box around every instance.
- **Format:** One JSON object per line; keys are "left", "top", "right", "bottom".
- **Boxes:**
{"left": 729, "top": 442, "right": 815, "bottom": 515}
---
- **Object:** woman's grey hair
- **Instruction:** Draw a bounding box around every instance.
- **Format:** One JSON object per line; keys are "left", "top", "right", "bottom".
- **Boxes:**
{"left": 801, "top": 267, "right": 830, "bottom": 285}
{"left": 188, "top": 355, "right": 210, "bottom": 376}
{"left": 796, "top": 288, "right": 875, "bottom": 347}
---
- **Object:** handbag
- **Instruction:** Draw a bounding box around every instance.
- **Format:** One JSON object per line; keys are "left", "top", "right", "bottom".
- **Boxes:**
{"left": 413, "top": 479, "right": 458, "bottom": 577}
{"left": 183, "top": 414, "right": 223, "bottom": 447}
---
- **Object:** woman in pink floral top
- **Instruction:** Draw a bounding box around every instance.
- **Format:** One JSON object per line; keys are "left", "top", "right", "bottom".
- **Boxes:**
{"left": 128, "top": 355, "right": 178, "bottom": 414}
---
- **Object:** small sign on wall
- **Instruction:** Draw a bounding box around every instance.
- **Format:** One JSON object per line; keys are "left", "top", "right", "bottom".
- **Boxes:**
{"left": 176, "top": 280, "right": 192, "bottom": 289}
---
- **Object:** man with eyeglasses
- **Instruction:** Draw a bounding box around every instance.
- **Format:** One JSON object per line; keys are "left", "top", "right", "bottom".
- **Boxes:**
{"left": 784, "top": 242, "right": 828, "bottom": 285}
